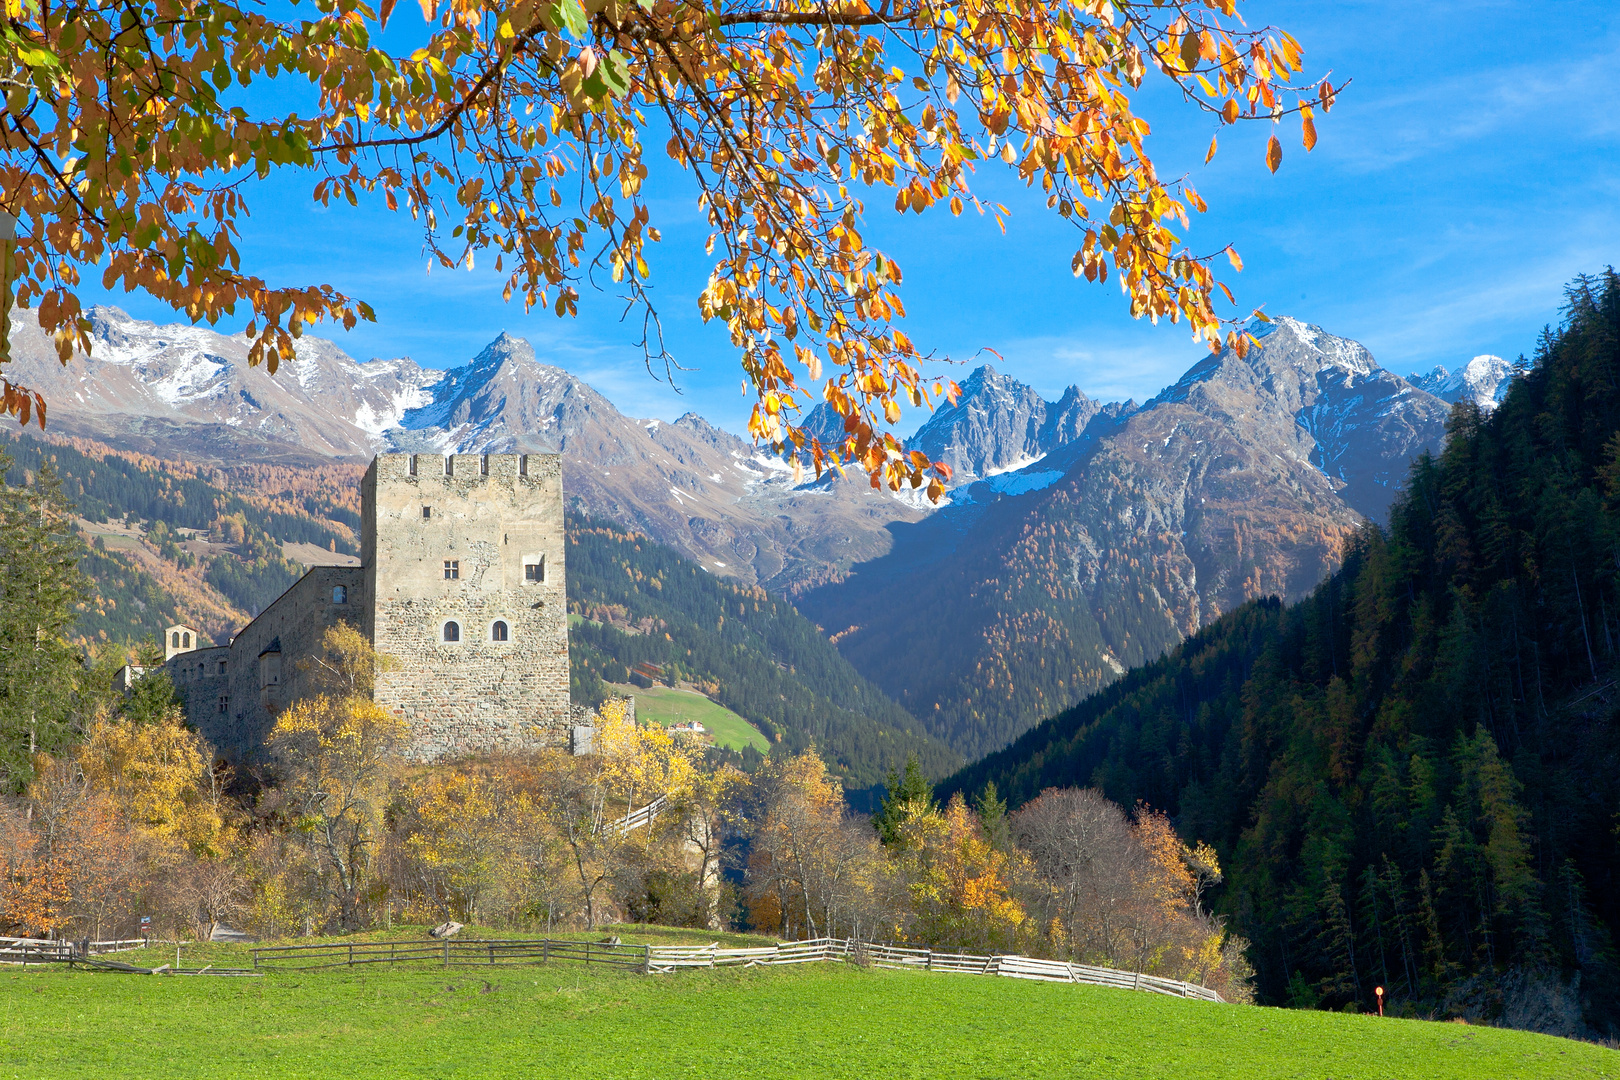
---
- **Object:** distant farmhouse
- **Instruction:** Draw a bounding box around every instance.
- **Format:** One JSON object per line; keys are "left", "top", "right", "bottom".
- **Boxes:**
{"left": 129, "top": 453, "right": 573, "bottom": 761}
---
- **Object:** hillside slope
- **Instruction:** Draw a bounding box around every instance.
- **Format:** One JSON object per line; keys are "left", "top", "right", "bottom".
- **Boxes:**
{"left": 938, "top": 272, "right": 1620, "bottom": 1034}
{"left": 565, "top": 517, "right": 960, "bottom": 789}
{"left": 0, "top": 432, "right": 361, "bottom": 644}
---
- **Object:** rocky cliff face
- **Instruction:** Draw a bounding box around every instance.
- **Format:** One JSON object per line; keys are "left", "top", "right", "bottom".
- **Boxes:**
{"left": 799, "top": 317, "right": 1453, "bottom": 758}
{"left": 906, "top": 366, "right": 1111, "bottom": 484}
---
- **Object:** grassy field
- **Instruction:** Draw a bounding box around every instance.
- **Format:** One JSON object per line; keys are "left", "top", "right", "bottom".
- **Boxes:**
{"left": 3, "top": 940, "right": 1614, "bottom": 1080}
{"left": 607, "top": 682, "right": 771, "bottom": 754}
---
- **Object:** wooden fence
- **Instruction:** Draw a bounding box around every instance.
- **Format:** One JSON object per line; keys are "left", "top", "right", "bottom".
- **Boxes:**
{"left": 246, "top": 934, "right": 1221, "bottom": 1002}
{"left": 1, "top": 937, "right": 146, "bottom": 965}
{"left": 642, "top": 938, "right": 1224, "bottom": 1002}
{"left": 251, "top": 937, "right": 653, "bottom": 972}
{"left": 607, "top": 795, "right": 668, "bottom": 837}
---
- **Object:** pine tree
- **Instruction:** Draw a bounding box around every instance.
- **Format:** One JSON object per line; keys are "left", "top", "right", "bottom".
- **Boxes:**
{"left": 872, "top": 753, "right": 934, "bottom": 847}
{"left": 0, "top": 459, "right": 88, "bottom": 788}
{"left": 975, "top": 780, "right": 1010, "bottom": 852}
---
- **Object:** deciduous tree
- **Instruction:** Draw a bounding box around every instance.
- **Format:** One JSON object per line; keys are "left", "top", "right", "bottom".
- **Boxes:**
{"left": 267, "top": 693, "right": 408, "bottom": 930}
{"left": 0, "top": 0, "right": 1334, "bottom": 492}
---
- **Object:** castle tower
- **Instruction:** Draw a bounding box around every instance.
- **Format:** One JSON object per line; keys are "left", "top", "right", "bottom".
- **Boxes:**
{"left": 362, "top": 453, "right": 570, "bottom": 758}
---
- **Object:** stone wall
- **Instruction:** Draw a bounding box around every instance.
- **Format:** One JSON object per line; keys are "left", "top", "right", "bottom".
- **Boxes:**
{"left": 168, "top": 565, "right": 364, "bottom": 760}
{"left": 363, "top": 453, "right": 571, "bottom": 759}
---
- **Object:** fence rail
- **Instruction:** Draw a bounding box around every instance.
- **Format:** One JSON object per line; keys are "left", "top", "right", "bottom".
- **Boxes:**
{"left": 607, "top": 795, "right": 668, "bottom": 837}
{"left": 644, "top": 938, "right": 1224, "bottom": 1002}
{"left": 1, "top": 937, "right": 147, "bottom": 965}
{"left": 244, "top": 934, "right": 1219, "bottom": 1002}
{"left": 251, "top": 937, "right": 653, "bottom": 972}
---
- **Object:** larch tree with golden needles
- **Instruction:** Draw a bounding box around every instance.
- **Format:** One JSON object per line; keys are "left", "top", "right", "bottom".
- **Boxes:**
{"left": 269, "top": 625, "right": 406, "bottom": 930}
{"left": 0, "top": 0, "right": 1334, "bottom": 494}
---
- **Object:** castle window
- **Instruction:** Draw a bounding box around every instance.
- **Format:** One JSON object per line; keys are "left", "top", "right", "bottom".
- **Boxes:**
{"left": 481, "top": 455, "right": 489, "bottom": 476}
{"left": 519, "top": 454, "right": 528, "bottom": 477}
{"left": 409, "top": 455, "right": 418, "bottom": 476}
{"left": 218, "top": 695, "right": 229, "bottom": 715}
{"left": 218, "top": 661, "right": 228, "bottom": 675}
{"left": 171, "top": 631, "right": 180, "bottom": 647}
{"left": 444, "top": 456, "right": 454, "bottom": 477}
{"left": 525, "top": 559, "right": 544, "bottom": 583}
{"left": 491, "top": 620, "right": 509, "bottom": 642}
{"left": 443, "top": 621, "right": 461, "bottom": 643}
{"left": 444, "top": 560, "right": 460, "bottom": 580}
{"left": 422, "top": 506, "right": 432, "bottom": 519}
{"left": 333, "top": 585, "right": 348, "bottom": 604}
{"left": 182, "top": 632, "right": 191, "bottom": 648}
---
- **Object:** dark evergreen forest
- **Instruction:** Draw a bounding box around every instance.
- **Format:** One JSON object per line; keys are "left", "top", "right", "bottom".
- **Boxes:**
{"left": 565, "top": 516, "right": 960, "bottom": 790}
{"left": 941, "top": 272, "right": 1620, "bottom": 1032}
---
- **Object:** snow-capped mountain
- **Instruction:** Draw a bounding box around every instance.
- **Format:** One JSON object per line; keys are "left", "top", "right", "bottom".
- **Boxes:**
{"left": 1411, "top": 354, "right": 1514, "bottom": 412}
{"left": 801, "top": 316, "right": 1455, "bottom": 757}
{"left": 2, "top": 307, "right": 922, "bottom": 591}
{"left": 905, "top": 367, "right": 1128, "bottom": 485}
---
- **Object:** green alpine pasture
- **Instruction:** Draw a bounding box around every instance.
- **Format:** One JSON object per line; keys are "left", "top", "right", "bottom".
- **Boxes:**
{"left": 2, "top": 936, "right": 1613, "bottom": 1080}
{"left": 607, "top": 681, "right": 771, "bottom": 754}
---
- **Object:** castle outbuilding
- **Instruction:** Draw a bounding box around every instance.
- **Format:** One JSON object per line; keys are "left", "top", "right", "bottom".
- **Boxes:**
{"left": 155, "top": 453, "right": 572, "bottom": 761}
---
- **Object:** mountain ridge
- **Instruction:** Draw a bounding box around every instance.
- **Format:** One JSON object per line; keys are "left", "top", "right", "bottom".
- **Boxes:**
{"left": 800, "top": 316, "right": 1456, "bottom": 758}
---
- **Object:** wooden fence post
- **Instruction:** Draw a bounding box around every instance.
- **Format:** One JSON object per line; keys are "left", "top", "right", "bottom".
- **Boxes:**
{"left": 349, "top": 943, "right": 354, "bottom": 967}
{"left": 443, "top": 940, "right": 449, "bottom": 969}
{"left": 643, "top": 944, "right": 651, "bottom": 975}
{"left": 543, "top": 939, "right": 549, "bottom": 964}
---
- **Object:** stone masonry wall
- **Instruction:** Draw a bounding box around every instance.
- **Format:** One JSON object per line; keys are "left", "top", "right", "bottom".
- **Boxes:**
{"left": 168, "top": 565, "right": 364, "bottom": 761}
{"left": 363, "top": 453, "right": 570, "bottom": 759}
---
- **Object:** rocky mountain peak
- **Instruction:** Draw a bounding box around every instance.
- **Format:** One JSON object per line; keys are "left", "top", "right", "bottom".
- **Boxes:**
{"left": 908, "top": 365, "right": 1104, "bottom": 485}
{"left": 1412, "top": 354, "right": 1513, "bottom": 412}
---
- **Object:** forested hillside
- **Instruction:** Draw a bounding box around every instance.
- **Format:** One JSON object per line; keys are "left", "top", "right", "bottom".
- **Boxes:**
{"left": 941, "top": 272, "right": 1620, "bottom": 1034}
{"left": 566, "top": 517, "right": 960, "bottom": 790}
{"left": 0, "top": 432, "right": 359, "bottom": 643}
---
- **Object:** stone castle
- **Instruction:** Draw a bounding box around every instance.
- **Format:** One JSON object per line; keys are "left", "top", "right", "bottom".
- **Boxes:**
{"left": 156, "top": 453, "right": 573, "bottom": 760}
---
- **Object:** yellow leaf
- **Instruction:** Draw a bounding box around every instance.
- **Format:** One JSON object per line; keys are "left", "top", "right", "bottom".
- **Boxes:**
{"left": 1265, "top": 133, "right": 1282, "bottom": 174}
{"left": 1302, "top": 114, "right": 1317, "bottom": 152}
{"left": 1204, "top": 134, "right": 1217, "bottom": 164}
{"left": 1225, "top": 246, "right": 1243, "bottom": 272}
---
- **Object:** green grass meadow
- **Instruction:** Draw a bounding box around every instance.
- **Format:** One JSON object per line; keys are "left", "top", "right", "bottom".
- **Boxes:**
{"left": 3, "top": 936, "right": 1614, "bottom": 1080}
{"left": 608, "top": 682, "right": 770, "bottom": 754}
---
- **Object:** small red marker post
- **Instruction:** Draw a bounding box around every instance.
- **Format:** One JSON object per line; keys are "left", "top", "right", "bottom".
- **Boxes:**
{"left": 1374, "top": 986, "right": 1385, "bottom": 1017}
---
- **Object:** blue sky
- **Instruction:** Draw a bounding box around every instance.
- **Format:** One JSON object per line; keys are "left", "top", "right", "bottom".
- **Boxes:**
{"left": 83, "top": 1, "right": 1620, "bottom": 435}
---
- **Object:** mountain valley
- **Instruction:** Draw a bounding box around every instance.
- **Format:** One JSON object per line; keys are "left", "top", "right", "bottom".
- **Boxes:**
{"left": 9, "top": 307, "right": 1470, "bottom": 762}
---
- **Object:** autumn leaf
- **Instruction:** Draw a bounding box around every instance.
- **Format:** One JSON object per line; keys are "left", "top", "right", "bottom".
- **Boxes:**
{"left": 1266, "top": 133, "right": 1283, "bottom": 173}
{"left": 1205, "top": 134, "right": 1218, "bottom": 164}
{"left": 0, "top": 0, "right": 1332, "bottom": 495}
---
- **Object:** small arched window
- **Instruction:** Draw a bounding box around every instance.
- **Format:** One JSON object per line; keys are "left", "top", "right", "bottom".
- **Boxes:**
{"left": 443, "top": 621, "right": 461, "bottom": 643}
{"left": 333, "top": 585, "right": 348, "bottom": 604}
{"left": 171, "top": 631, "right": 180, "bottom": 647}
{"left": 491, "top": 621, "right": 509, "bottom": 642}
{"left": 182, "top": 632, "right": 191, "bottom": 648}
